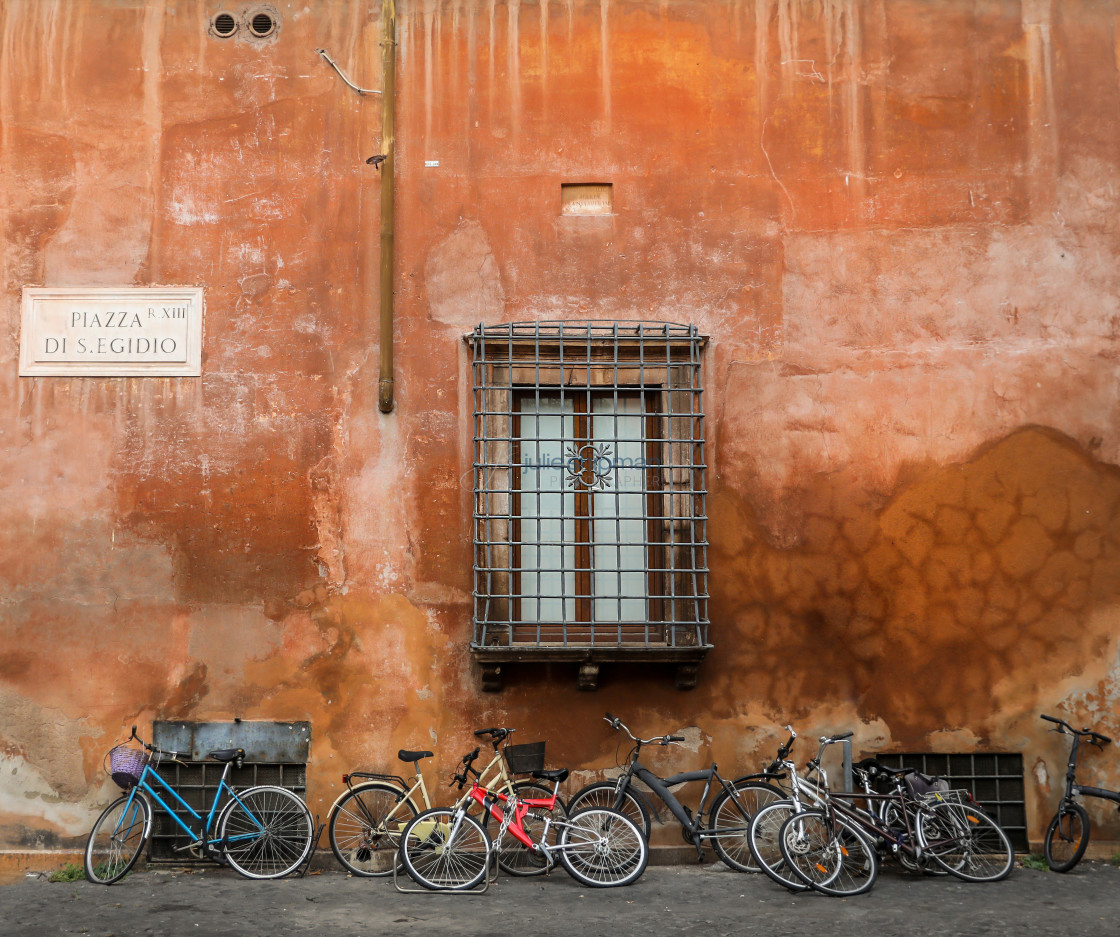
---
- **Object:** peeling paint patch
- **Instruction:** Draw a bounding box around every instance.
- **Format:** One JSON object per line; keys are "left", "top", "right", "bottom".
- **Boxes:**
{"left": 0, "top": 753, "right": 112, "bottom": 843}
{"left": 424, "top": 220, "right": 506, "bottom": 327}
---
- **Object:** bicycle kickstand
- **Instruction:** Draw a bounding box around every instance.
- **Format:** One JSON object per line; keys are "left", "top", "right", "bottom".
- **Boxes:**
{"left": 297, "top": 816, "right": 326, "bottom": 878}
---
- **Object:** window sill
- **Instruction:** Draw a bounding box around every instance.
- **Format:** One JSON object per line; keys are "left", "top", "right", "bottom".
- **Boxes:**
{"left": 470, "top": 644, "right": 711, "bottom": 692}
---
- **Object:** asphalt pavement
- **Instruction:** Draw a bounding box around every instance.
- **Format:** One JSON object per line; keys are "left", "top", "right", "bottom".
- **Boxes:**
{"left": 4, "top": 858, "right": 1120, "bottom": 937}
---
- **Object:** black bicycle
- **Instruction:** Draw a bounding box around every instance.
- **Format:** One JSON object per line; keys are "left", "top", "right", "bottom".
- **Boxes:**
{"left": 566, "top": 713, "right": 786, "bottom": 871}
{"left": 1041, "top": 713, "right": 1117, "bottom": 872}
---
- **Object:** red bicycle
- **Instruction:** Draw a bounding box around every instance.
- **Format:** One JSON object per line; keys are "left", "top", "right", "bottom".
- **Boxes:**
{"left": 397, "top": 748, "right": 649, "bottom": 890}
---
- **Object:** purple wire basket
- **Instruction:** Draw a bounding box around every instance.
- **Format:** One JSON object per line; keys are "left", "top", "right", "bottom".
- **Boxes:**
{"left": 108, "top": 745, "right": 148, "bottom": 790}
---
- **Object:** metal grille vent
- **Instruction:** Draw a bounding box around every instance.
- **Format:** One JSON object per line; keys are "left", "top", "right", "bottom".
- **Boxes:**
{"left": 211, "top": 12, "right": 237, "bottom": 37}
{"left": 467, "top": 321, "right": 710, "bottom": 654}
{"left": 876, "top": 752, "right": 1027, "bottom": 851}
{"left": 147, "top": 761, "right": 307, "bottom": 862}
{"left": 249, "top": 12, "right": 276, "bottom": 37}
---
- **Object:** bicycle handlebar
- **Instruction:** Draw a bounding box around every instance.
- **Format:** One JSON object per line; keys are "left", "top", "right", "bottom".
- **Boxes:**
{"left": 776, "top": 726, "right": 797, "bottom": 758}
{"left": 449, "top": 746, "right": 483, "bottom": 788}
{"left": 1041, "top": 714, "right": 1113, "bottom": 746}
{"left": 129, "top": 725, "right": 189, "bottom": 761}
{"left": 473, "top": 727, "right": 512, "bottom": 745}
{"left": 602, "top": 714, "right": 688, "bottom": 747}
{"left": 821, "top": 731, "right": 854, "bottom": 743}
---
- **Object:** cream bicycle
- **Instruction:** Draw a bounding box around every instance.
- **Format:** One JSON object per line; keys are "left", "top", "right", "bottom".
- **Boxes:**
{"left": 328, "top": 727, "right": 566, "bottom": 876}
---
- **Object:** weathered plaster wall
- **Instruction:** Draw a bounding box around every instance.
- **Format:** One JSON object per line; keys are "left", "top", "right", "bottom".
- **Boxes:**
{"left": 2, "top": 0, "right": 1120, "bottom": 852}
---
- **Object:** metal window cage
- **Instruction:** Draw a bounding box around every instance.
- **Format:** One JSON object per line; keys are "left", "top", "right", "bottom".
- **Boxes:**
{"left": 466, "top": 321, "right": 711, "bottom": 654}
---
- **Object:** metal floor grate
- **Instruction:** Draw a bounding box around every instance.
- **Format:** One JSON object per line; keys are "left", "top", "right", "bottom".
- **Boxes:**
{"left": 876, "top": 752, "right": 1027, "bottom": 852}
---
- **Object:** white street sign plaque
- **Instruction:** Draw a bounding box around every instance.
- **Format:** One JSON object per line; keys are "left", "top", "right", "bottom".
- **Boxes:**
{"left": 19, "top": 286, "right": 203, "bottom": 377}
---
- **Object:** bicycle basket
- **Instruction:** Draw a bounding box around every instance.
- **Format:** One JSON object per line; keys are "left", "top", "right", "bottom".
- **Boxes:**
{"left": 108, "top": 745, "right": 148, "bottom": 790}
{"left": 504, "top": 741, "right": 546, "bottom": 774}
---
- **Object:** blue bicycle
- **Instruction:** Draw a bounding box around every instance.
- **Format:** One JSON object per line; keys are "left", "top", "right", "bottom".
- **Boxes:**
{"left": 84, "top": 726, "right": 315, "bottom": 884}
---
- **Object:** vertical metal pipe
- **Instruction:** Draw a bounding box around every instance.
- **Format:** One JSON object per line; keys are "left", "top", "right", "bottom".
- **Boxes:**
{"left": 377, "top": 0, "right": 397, "bottom": 413}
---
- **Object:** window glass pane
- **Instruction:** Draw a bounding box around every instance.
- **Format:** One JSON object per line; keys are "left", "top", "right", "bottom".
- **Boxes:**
{"left": 518, "top": 395, "right": 576, "bottom": 623}
{"left": 592, "top": 396, "right": 648, "bottom": 623}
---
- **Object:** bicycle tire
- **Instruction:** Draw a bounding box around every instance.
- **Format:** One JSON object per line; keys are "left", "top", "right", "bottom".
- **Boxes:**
{"left": 778, "top": 809, "right": 879, "bottom": 897}
{"left": 84, "top": 793, "right": 152, "bottom": 885}
{"left": 709, "top": 780, "right": 785, "bottom": 872}
{"left": 920, "top": 801, "right": 1014, "bottom": 882}
{"left": 328, "top": 781, "right": 417, "bottom": 876}
{"left": 747, "top": 800, "right": 810, "bottom": 892}
{"left": 558, "top": 807, "right": 649, "bottom": 887}
{"left": 565, "top": 780, "right": 652, "bottom": 840}
{"left": 485, "top": 780, "right": 567, "bottom": 877}
{"left": 1044, "top": 802, "right": 1089, "bottom": 873}
{"left": 398, "top": 808, "right": 491, "bottom": 891}
{"left": 217, "top": 785, "right": 315, "bottom": 879}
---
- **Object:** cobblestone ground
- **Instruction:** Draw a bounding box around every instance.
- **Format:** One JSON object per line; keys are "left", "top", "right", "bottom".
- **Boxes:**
{"left": 5, "top": 860, "right": 1120, "bottom": 937}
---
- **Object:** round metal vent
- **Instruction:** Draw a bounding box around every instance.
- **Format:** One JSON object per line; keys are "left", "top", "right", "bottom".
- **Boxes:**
{"left": 248, "top": 11, "right": 277, "bottom": 38}
{"left": 211, "top": 12, "right": 237, "bottom": 37}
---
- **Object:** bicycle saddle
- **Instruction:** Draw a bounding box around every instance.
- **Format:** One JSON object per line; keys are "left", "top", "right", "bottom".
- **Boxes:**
{"left": 208, "top": 748, "right": 245, "bottom": 762}
{"left": 871, "top": 764, "right": 916, "bottom": 777}
{"left": 398, "top": 749, "right": 434, "bottom": 763}
{"left": 532, "top": 768, "right": 569, "bottom": 783}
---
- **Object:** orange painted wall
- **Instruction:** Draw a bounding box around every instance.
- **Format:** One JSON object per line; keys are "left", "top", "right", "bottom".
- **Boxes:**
{"left": 2, "top": 0, "right": 1120, "bottom": 852}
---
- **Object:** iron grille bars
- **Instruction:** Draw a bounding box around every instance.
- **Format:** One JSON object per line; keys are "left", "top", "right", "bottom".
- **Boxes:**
{"left": 467, "top": 321, "right": 710, "bottom": 652}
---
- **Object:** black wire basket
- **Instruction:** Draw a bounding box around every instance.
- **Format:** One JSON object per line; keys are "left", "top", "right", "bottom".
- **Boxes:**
{"left": 504, "top": 741, "right": 546, "bottom": 774}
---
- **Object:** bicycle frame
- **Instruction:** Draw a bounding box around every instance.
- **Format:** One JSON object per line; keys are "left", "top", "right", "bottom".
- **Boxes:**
{"left": 603, "top": 716, "right": 785, "bottom": 848}
{"left": 626, "top": 763, "right": 729, "bottom": 834}
{"left": 468, "top": 782, "right": 552, "bottom": 850}
{"left": 119, "top": 759, "right": 264, "bottom": 858}
{"left": 1056, "top": 724, "right": 1120, "bottom": 807}
{"left": 823, "top": 789, "right": 931, "bottom": 862}
{"left": 331, "top": 733, "right": 542, "bottom": 851}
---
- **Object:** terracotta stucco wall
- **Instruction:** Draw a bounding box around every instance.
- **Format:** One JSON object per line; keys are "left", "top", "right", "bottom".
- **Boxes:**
{"left": 2, "top": 0, "right": 1120, "bottom": 852}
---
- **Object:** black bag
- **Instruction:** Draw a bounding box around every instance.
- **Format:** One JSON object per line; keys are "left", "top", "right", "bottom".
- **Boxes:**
{"left": 904, "top": 770, "right": 949, "bottom": 797}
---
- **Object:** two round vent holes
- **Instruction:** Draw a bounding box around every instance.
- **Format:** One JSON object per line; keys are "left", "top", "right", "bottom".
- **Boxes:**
{"left": 211, "top": 8, "right": 279, "bottom": 40}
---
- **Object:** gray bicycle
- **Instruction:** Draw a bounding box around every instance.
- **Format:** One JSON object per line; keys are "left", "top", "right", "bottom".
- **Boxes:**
{"left": 566, "top": 713, "right": 786, "bottom": 871}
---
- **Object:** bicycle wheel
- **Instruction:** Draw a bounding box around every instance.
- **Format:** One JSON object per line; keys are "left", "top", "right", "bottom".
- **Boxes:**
{"left": 217, "top": 785, "right": 315, "bottom": 879}
{"left": 558, "top": 807, "right": 649, "bottom": 887}
{"left": 328, "top": 781, "right": 417, "bottom": 876}
{"left": 485, "top": 781, "right": 567, "bottom": 877}
{"left": 920, "top": 801, "right": 1014, "bottom": 882}
{"left": 747, "top": 800, "right": 810, "bottom": 892}
{"left": 709, "top": 780, "right": 785, "bottom": 873}
{"left": 84, "top": 793, "right": 152, "bottom": 885}
{"left": 565, "top": 780, "right": 652, "bottom": 840}
{"left": 1044, "top": 802, "right": 1089, "bottom": 873}
{"left": 398, "top": 808, "right": 491, "bottom": 891}
{"left": 778, "top": 809, "right": 879, "bottom": 897}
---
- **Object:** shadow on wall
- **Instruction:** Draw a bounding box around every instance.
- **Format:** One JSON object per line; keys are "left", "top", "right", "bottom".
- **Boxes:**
{"left": 709, "top": 427, "right": 1120, "bottom": 740}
